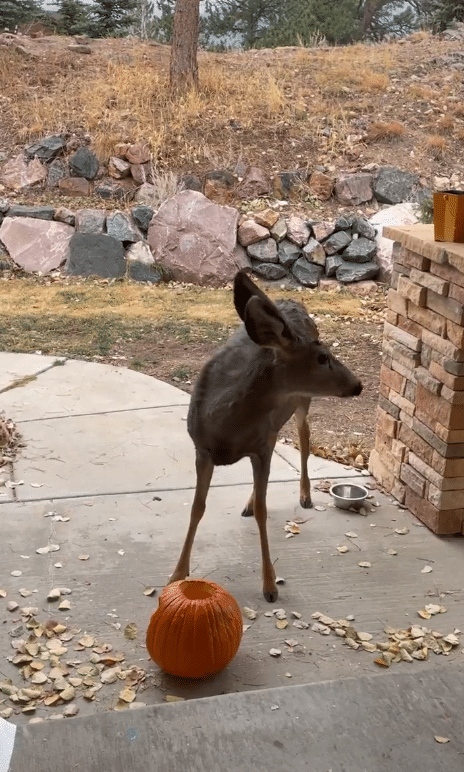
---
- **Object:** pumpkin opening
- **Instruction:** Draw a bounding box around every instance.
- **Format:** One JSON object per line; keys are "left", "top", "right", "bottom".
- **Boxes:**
{"left": 180, "top": 580, "right": 216, "bottom": 601}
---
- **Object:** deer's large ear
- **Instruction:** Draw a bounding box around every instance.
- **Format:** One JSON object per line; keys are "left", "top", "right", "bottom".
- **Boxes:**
{"left": 234, "top": 270, "right": 271, "bottom": 321}
{"left": 243, "top": 296, "right": 294, "bottom": 348}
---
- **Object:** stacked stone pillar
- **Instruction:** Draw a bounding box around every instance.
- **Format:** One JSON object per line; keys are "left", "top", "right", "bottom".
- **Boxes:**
{"left": 369, "top": 224, "right": 464, "bottom": 535}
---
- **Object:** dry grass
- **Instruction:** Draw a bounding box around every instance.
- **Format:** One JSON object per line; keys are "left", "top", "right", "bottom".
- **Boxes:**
{"left": 426, "top": 134, "right": 447, "bottom": 159}
{"left": 436, "top": 114, "right": 455, "bottom": 134}
{"left": 0, "top": 33, "right": 463, "bottom": 186}
{"left": 368, "top": 120, "right": 405, "bottom": 142}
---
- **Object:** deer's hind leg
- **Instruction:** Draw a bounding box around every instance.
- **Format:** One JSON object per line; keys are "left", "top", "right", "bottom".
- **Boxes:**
{"left": 241, "top": 433, "right": 278, "bottom": 517}
{"left": 294, "top": 399, "right": 312, "bottom": 509}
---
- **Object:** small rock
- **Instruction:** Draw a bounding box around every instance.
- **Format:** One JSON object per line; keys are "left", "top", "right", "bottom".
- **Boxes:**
{"left": 273, "top": 170, "right": 307, "bottom": 199}
{"left": 286, "top": 215, "right": 310, "bottom": 247}
{"left": 58, "top": 177, "right": 92, "bottom": 197}
{"left": 66, "top": 233, "right": 126, "bottom": 278}
{"left": 319, "top": 278, "right": 341, "bottom": 291}
{"left": 325, "top": 254, "right": 343, "bottom": 277}
{"left": 238, "top": 220, "right": 269, "bottom": 247}
{"left": 341, "top": 237, "right": 377, "bottom": 263}
{"left": 254, "top": 208, "right": 279, "bottom": 229}
{"left": 291, "top": 257, "right": 323, "bottom": 287}
{"left": 353, "top": 218, "right": 377, "bottom": 240}
{"left": 68, "top": 44, "right": 92, "bottom": 54}
{"left": 126, "top": 241, "right": 154, "bottom": 265}
{"left": 309, "top": 170, "right": 334, "bottom": 200}
{"left": 69, "top": 147, "right": 99, "bottom": 180}
{"left": 94, "top": 177, "right": 133, "bottom": 201}
{"left": 247, "top": 238, "right": 278, "bottom": 262}
{"left": 106, "top": 210, "right": 143, "bottom": 243}
{"left": 25, "top": 135, "right": 66, "bottom": 162}
{"left": 335, "top": 173, "right": 374, "bottom": 206}
{"left": 54, "top": 207, "right": 75, "bottom": 226}
{"left": 8, "top": 205, "right": 54, "bottom": 220}
{"left": 336, "top": 261, "right": 379, "bottom": 283}
{"left": 75, "top": 208, "right": 107, "bottom": 234}
{"left": 204, "top": 170, "right": 237, "bottom": 204}
{"left": 180, "top": 174, "right": 202, "bottom": 192}
{"left": 131, "top": 205, "right": 154, "bottom": 233}
{"left": 126, "top": 141, "right": 151, "bottom": 165}
{"left": 0, "top": 154, "right": 47, "bottom": 192}
{"left": 323, "top": 231, "right": 351, "bottom": 255}
{"left": 270, "top": 218, "right": 287, "bottom": 242}
{"left": 277, "top": 239, "right": 300, "bottom": 268}
{"left": 127, "top": 261, "right": 163, "bottom": 284}
{"left": 47, "top": 588, "right": 61, "bottom": 601}
{"left": 130, "top": 162, "right": 152, "bottom": 185}
{"left": 252, "top": 262, "right": 286, "bottom": 281}
{"left": 302, "top": 237, "right": 326, "bottom": 266}
{"left": 47, "top": 159, "right": 68, "bottom": 188}
{"left": 133, "top": 182, "right": 156, "bottom": 205}
{"left": 346, "top": 280, "right": 379, "bottom": 296}
{"left": 311, "top": 221, "right": 335, "bottom": 241}
{"left": 108, "top": 157, "right": 131, "bottom": 179}
{"left": 236, "top": 166, "right": 270, "bottom": 198}
{"left": 373, "top": 167, "right": 420, "bottom": 205}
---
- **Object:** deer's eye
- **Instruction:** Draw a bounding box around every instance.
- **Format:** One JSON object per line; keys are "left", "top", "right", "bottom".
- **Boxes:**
{"left": 317, "top": 353, "right": 329, "bottom": 365}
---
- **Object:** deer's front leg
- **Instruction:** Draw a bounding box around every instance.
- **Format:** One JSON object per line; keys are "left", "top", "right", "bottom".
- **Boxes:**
{"left": 294, "top": 402, "right": 312, "bottom": 509}
{"left": 169, "top": 451, "right": 214, "bottom": 583}
{"left": 251, "top": 453, "right": 277, "bottom": 603}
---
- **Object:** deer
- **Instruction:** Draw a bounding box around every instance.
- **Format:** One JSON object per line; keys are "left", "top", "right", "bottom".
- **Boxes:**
{"left": 169, "top": 270, "right": 363, "bottom": 602}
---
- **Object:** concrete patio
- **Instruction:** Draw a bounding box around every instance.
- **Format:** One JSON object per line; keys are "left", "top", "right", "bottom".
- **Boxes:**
{"left": 1, "top": 352, "right": 463, "bottom": 771}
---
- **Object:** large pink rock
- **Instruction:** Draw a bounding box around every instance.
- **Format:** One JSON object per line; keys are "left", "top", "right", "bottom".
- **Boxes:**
{"left": 0, "top": 154, "right": 47, "bottom": 191}
{"left": 0, "top": 216, "right": 74, "bottom": 273}
{"left": 147, "top": 190, "right": 240, "bottom": 287}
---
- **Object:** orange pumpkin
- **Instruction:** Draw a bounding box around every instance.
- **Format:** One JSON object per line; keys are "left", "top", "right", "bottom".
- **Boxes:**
{"left": 146, "top": 579, "right": 242, "bottom": 679}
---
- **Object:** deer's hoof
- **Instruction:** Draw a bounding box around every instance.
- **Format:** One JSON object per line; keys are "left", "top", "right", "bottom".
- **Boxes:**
{"left": 241, "top": 505, "right": 254, "bottom": 517}
{"left": 264, "top": 588, "right": 278, "bottom": 603}
{"left": 299, "top": 495, "right": 313, "bottom": 509}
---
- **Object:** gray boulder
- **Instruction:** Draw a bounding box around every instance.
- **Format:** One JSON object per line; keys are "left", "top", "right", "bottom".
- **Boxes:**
{"left": 291, "top": 257, "right": 323, "bottom": 287}
{"left": 252, "top": 262, "right": 287, "bottom": 281}
{"left": 180, "top": 174, "right": 202, "bottom": 192}
{"left": 106, "top": 210, "right": 143, "bottom": 243}
{"left": 270, "top": 218, "right": 287, "bottom": 242}
{"left": 353, "top": 218, "right": 377, "bottom": 240}
{"left": 47, "top": 159, "right": 68, "bottom": 188}
{"left": 247, "top": 238, "right": 278, "bottom": 262}
{"left": 334, "top": 214, "right": 356, "bottom": 232}
{"left": 147, "top": 190, "right": 240, "bottom": 287}
{"left": 336, "top": 261, "right": 379, "bottom": 283}
{"left": 132, "top": 205, "right": 154, "bottom": 233}
{"left": 373, "top": 167, "right": 420, "bottom": 204}
{"left": 335, "top": 173, "right": 373, "bottom": 206}
{"left": 323, "top": 231, "right": 351, "bottom": 255}
{"left": 75, "top": 209, "right": 107, "bottom": 234}
{"left": 69, "top": 147, "right": 99, "bottom": 180}
{"left": 278, "top": 240, "right": 301, "bottom": 268}
{"left": 325, "top": 254, "right": 343, "bottom": 277}
{"left": 8, "top": 205, "right": 54, "bottom": 220}
{"left": 341, "top": 238, "right": 377, "bottom": 263}
{"left": 66, "top": 233, "right": 126, "bottom": 278}
{"left": 25, "top": 135, "right": 65, "bottom": 162}
{"left": 127, "top": 261, "right": 163, "bottom": 284}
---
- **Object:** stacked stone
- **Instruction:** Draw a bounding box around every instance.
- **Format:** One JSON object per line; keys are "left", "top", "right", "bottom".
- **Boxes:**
{"left": 369, "top": 224, "right": 464, "bottom": 535}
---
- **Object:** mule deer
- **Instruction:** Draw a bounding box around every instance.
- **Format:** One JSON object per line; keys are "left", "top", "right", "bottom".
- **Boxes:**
{"left": 170, "top": 271, "right": 362, "bottom": 602}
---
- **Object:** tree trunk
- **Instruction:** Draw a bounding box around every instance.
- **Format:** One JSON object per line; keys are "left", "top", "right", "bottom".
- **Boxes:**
{"left": 170, "top": 0, "right": 200, "bottom": 92}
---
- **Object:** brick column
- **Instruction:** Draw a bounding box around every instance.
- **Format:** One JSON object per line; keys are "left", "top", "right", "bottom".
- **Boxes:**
{"left": 369, "top": 224, "right": 464, "bottom": 535}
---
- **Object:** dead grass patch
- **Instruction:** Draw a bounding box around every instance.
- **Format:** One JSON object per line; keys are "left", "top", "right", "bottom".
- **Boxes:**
{"left": 426, "top": 134, "right": 447, "bottom": 159}
{"left": 368, "top": 121, "right": 405, "bottom": 142}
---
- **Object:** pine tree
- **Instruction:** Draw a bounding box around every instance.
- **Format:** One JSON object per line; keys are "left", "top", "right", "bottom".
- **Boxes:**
{"left": 0, "top": 0, "right": 42, "bottom": 32}
{"left": 87, "top": 0, "right": 137, "bottom": 37}
{"left": 203, "top": 0, "right": 282, "bottom": 49}
{"left": 56, "top": 0, "right": 90, "bottom": 36}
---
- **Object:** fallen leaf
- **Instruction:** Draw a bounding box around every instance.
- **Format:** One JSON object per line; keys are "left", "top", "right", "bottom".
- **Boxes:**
{"left": 242, "top": 624, "right": 251, "bottom": 632}
{"left": 275, "top": 577, "right": 285, "bottom": 585}
{"left": 0, "top": 589, "right": 6, "bottom": 598}
{"left": 312, "top": 622, "right": 330, "bottom": 635}
{"left": 30, "top": 483, "right": 44, "bottom": 488}
{"left": 284, "top": 522, "right": 300, "bottom": 535}
{"left": 78, "top": 555, "right": 89, "bottom": 561}
{"left": 276, "top": 619, "right": 288, "bottom": 630}
{"left": 11, "top": 570, "right": 22, "bottom": 577}
{"left": 36, "top": 544, "right": 60, "bottom": 554}
{"left": 345, "top": 532, "right": 358, "bottom": 538}
{"left": 270, "top": 704, "right": 279, "bottom": 710}
{"left": 19, "top": 588, "right": 32, "bottom": 597}
{"left": 7, "top": 601, "right": 19, "bottom": 611}
{"left": 117, "top": 550, "right": 125, "bottom": 556}
{"left": 337, "top": 545, "right": 349, "bottom": 554}
{"left": 63, "top": 703, "right": 79, "bottom": 717}
{"left": 358, "top": 561, "right": 371, "bottom": 568}
{"left": 291, "top": 611, "right": 301, "bottom": 619}
{"left": 434, "top": 736, "right": 450, "bottom": 744}
{"left": 387, "top": 548, "right": 398, "bottom": 556}
{"left": 274, "top": 609, "right": 286, "bottom": 620}
{"left": 164, "top": 695, "right": 185, "bottom": 703}
{"left": 418, "top": 609, "right": 431, "bottom": 620}
{"left": 357, "top": 632, "right": 373, "bottom": 642}
{"left": 284, "top": 672, "right": 292, "bottom": 678}
{"left": 124, "top": 623, "right": 137, "bottom": 640}
{"left": 443, "top": 634, "right": 459, "bottom": 646}
{"left": 101, "top": 666, "right": 121, "bottom": 684}
{"left": 78, "top": 636, "right": 95, "bottom": 648}
{"left": 47, "top": 588, "right": 61, "bottom": 601}
{"left": 269, "top": 648, "right": 281, "bottom": 657}
{"left": 285, "top": 638, "right": 299, "bottom": 648}
{"left": 395, "top": 528, "right": 409, "bottom": 535}
{"left": 242, "top": 607, "right": 257, "bottom": 620}
{"left": 59, "top": 600, "right": 71, "bottom": 611}
{"left": 421, "top": 565, "right": 433, "bottom": 574}
{"left": 143, "top": 587, "right": 157, "bottom": 597}
{"left": 314, "top": 505, "right": 325, "bottom": 512}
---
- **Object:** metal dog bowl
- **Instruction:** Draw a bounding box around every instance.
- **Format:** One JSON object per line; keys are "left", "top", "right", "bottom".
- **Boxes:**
{"left": 330, "top": 483, "right": 368, "bottom": 511}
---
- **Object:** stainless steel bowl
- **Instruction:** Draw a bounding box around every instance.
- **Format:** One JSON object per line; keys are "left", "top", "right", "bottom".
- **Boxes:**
{"left": 330, "top": 483, "right": 369, "bottom": 511}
